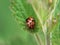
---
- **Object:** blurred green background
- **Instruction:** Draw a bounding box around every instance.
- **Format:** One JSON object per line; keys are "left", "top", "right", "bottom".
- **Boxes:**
{"left": 0, "top": 0, "right": 37, "bottom": 45}
{"left": 0, "top": 0, "right": 60, "bottom": 45}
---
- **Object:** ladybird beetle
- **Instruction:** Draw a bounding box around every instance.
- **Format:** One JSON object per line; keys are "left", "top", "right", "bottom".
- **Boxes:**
{"left": 26, "top": 17, "right": 35, "bottom": 29}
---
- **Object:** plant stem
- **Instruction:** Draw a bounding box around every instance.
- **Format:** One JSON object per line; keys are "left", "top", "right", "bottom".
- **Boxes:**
{"left": 50, "top": 32, "right": 52, "bottom": 45}
{"left": 44, "top": 1, "right": 58, "bottom": 45}
{"left": 34, "top": 33, "right": 43, "bottom": 45}
{"left": 45, "top": 30, "right": 50, "bottom": 45}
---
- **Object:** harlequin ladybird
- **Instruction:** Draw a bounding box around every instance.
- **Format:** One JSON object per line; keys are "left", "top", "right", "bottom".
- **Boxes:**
{"left": 26, "top": 17, "right": 35, "bottom": 29}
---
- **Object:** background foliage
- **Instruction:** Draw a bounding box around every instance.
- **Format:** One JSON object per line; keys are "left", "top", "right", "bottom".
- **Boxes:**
{"left": 0, "top": 0, "right": 60, "bottom": 45}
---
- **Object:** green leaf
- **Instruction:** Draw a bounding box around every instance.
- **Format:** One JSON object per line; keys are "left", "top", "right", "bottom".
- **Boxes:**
{"left": 10, "top": 0, "right": 43, "bottom": 33}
